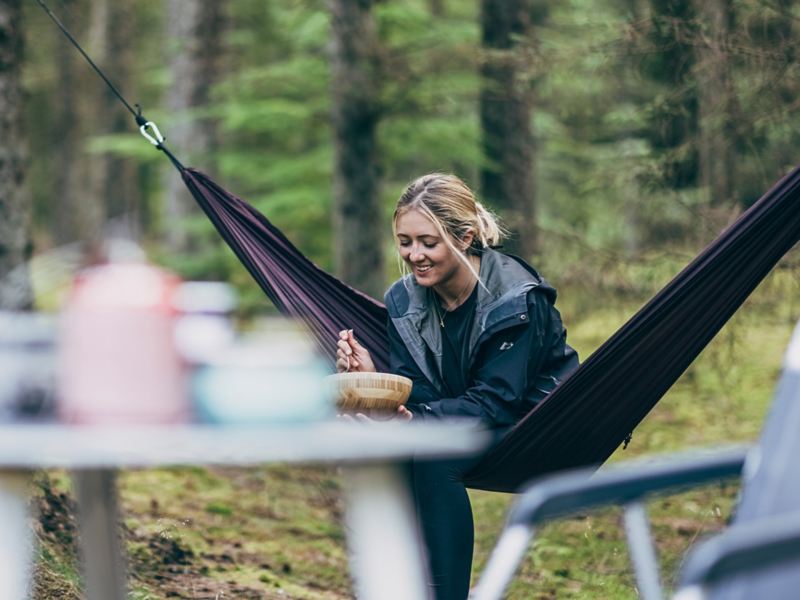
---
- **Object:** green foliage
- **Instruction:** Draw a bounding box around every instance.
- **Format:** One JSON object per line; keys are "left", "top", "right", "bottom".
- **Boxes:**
{"left": 212, "top": 3, "right": 333, "bottom": 277}
{"left": 205, "top": 502, "right": 234, "bottom": 516}
{"left": 22, "top": 0, "right": 800, "bottom": 306}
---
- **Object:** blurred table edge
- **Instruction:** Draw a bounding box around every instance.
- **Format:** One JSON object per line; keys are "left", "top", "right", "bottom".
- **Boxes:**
{"left": 0, "top": 420, "right": 488, "bottom": 468}
{"left": 0, "top": 420, "right": 489, "bottom": 600}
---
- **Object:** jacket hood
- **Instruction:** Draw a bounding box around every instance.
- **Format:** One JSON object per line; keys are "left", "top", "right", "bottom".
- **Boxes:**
{"left": 385, "top": 248, "right": 557, "bottom": 392}
{"left": 386, "top": 248, "right": 555, "bottom": 318}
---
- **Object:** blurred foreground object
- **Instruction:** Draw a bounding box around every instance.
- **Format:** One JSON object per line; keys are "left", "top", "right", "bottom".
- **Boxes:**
{"left": 57, "top": 257, "right": 188, "bottom": 424}
{"left": 172, "top": 281, "right": 237, "bottom": 366}
{"left": 0, "top": 311, "right": 57, "bottom": 421}
{"left": 192, "top": 320, "right": 334, "bottom": 424}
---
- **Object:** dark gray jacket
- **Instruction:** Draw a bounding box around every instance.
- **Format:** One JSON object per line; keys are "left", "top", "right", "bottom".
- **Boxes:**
{"left": 384, "top": 248, "right": 578, "bottom": 428}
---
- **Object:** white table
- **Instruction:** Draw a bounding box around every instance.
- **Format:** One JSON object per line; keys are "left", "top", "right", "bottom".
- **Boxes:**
{"left": 0, "top": 421, "right": 487, "bottom": 600}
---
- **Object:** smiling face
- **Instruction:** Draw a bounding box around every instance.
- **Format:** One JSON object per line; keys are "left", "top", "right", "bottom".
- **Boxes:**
{"left": 395, "top": 208, "right": 471, "bottom": 288}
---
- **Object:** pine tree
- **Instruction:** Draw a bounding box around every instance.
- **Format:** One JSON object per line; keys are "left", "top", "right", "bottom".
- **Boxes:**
{"left": 329, "top": 0, "right": 385, "bottom": 298}
{"left": 163, "top": 0, "right": 226, "bottom": 253}
{"left": 479, "top": 0, "right": 539, "bottom": 258}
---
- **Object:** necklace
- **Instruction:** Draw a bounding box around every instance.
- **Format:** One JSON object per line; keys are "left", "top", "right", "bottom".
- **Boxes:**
{"left": 432, "top": 275, "right": 475, "bottom": 328}
{"left": 433, "top": 300, "right": 447, "bottom": 328}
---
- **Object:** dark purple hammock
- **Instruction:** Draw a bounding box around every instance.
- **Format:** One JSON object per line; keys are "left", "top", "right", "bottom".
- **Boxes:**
{"left": 181, "top": 166, "right": 800, "bottom": 493}
{"left": 35, "top": 0, "right": 800, "bottom": 493}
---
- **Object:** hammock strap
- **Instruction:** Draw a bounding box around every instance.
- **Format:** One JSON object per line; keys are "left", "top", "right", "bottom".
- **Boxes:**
{"left": 35, "top": 0, "right": 185, "bottom": 171}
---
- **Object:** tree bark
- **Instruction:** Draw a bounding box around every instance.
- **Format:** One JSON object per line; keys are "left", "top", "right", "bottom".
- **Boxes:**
{"left": 622, "top": 0, "right": 651, "bottom": 257}
{"left": 693, "top": 0, "right": 736, "bottom": 207}
{"left": 479, "top": 0, "right": 537, "bottom": 258}
{"left": 0, "top": 0, "right": 33, "bottom": 309}
{"left": 51, "top": 0, "right": 84, "bottom": 246}
{"left": 645, "top": 0, "right": 698, "bottom": 189}
{"left": 429, "top": 0, "right": 445, "bottom": 17}
{"left": 329, "top": 0, "right": 384, "bottom": 299}
{"left": 85, "top": 0, "right": 140, "bottom": 244}
{"left": 163, "top": 0, "right": 225, "bottom": 253}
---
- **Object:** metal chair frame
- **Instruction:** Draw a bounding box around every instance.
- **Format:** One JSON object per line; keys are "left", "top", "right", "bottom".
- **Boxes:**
{"left": 471, "top": 447, "right": 749, "bottom": 600}
{"left": 673, "top": 510, "right": 800, "bottom": 600}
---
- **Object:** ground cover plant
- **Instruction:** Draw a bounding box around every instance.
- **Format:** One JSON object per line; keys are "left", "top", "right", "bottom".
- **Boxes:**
{"left": 31, "top": 260, "right": 800, "bottom": 599}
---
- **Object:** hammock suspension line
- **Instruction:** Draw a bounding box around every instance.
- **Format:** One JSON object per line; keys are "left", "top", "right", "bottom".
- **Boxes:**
{"left": 35, "top": 0, "right": 185, "bottom": 170}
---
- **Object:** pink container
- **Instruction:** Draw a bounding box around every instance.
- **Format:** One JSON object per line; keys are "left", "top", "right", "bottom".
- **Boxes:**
{"left": 57, "top": 262, "right": 189, "bottom": 424}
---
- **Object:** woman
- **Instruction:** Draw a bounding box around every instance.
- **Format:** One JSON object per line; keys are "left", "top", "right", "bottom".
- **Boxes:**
{"left": 336, "top": 173, "right": 578, "bottom": 599}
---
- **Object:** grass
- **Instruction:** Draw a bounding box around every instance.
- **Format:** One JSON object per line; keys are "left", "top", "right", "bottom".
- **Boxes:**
{"left": 31, "top": 265, "right": 800, "bottom": 599}
{"left": 468, "top": 266, "right": 798, "bottom": 599}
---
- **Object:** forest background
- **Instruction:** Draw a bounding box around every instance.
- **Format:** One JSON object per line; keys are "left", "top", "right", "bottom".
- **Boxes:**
{"left": 2, "top": 0, "right": 800, "bottom": 598}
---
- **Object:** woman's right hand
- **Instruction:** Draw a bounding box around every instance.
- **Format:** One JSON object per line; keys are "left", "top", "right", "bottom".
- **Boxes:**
{"left": 336, "top": 329, "right": 376, "bottom": 373}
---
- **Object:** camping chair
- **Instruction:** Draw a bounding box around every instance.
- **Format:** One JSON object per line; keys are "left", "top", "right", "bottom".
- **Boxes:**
{"left": 674, "top": 510, "right": 800, "bottom": 600}
{"left": 472, "top": 320, "right": 800, "bottom": 600}
{"left": 471, "top": 447, "right": 748, "bottom": 600}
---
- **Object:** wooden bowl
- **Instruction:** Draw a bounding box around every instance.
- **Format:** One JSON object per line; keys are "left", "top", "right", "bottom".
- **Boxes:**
{"left": 326, "top": 372, "right": 412, "bottom": 414}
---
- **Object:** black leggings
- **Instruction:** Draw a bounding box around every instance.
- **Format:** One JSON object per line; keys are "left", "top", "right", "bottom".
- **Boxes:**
{"left": 409, "top": 452, "right": 487, "bottom": 600}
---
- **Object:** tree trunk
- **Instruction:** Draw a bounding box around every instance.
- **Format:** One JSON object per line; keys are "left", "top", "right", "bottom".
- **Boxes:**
{"left": 85, "top": 0, "right": 140, "bottom": 244}
{"left": 163, "top": 0, "right": 225, "bottom": 253}
{"left": 429, "top": 0, "right": 445, "bottom": 17}
{"left": 693, "top": 0, "right": 736, "bottom": 208}
{"left": 772, "top": 0, "right": 795, "bottom": 179}
{"left": 644, "top": 0, "right": 698, "bottom": 189}
{"left": 329, "top": 0, "right": 384, "bottom": 299}
{"left": 622, "top": 0, "right": 651, "bottom": 257}
{"left": 479, "top": 0, "right": 537, "bottom": 258}
{"left": 51, "top": 0, "right": 84, "bottom": 246}
{"left": 0, "top": 0, "right": 33, "bottom": 309}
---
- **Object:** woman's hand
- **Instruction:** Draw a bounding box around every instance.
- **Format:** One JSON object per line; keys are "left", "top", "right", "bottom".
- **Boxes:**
{"left": 396, "top": 405, "right": 414, "bottom": 421}
{"left": 339, "top": 405, "right": 414, "bottom": 423}
{"left": 336, "top": 329, "right": 376, "bottom": 373}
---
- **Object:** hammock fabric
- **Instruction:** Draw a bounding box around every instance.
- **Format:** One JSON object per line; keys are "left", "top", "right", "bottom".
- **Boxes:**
{"left": 182, "top": 166, "right": 800, "bottom": 494}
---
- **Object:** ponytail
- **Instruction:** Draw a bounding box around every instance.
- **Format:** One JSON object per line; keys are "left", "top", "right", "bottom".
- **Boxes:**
{"left": 393, "top": 174, "right": 506, "bottom": 282}
{"left": 473, "top": 201, "right": 503, "bottom": 249}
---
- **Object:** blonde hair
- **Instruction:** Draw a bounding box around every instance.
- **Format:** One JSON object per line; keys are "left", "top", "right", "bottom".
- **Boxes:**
{"left": 392, "top": 173, "right": 504, "bottom": 282}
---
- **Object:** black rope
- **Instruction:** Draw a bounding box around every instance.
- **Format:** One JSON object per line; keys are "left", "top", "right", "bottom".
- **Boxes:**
{"left": 159, "top": 144, "right": 186, "bottom": 171}
{"left": 35, "top": 0, "right": 185, "bottom": 170}
{"left": 36, "top": 0, "right": 138, "bottom": 118}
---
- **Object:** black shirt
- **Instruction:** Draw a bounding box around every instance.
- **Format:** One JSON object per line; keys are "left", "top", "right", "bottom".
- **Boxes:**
{"left": 434, "top": 284, "right": 478, "bottom": 397}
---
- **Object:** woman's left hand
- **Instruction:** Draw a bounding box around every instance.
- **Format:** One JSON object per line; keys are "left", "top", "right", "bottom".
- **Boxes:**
{"left": 396, "top": 405, "right": 414, "bottom": 421}
{"left": 339, "top": 405, "right": 414, "bottom": 423}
